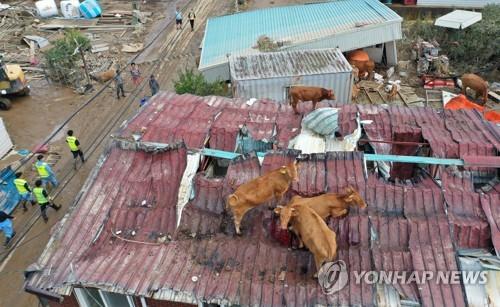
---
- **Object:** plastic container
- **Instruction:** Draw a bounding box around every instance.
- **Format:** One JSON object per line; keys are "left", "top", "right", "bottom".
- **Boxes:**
{"left": 35, "top": 0, "right": 58, "bottom": 18}
{"left": 79, "top": 0, "right": 101, "bottom": 19}
{"left": 61, "top": 0, "right": 81, "bottom": 18}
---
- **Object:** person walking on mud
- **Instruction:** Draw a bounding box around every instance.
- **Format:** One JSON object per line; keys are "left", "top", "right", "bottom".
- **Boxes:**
{"left": 175, "top": 7, "right": 183, "bottom": 30}
{"left": 35, "top": 155, "right": 58, "bottom": 189}
{"left": 149, "top": 74, "right": 160, "bottom": 96}
{"left": 188, "top": 9, "right": 196, "bottom": 31}
{"left": 13, "top": 172, "right": 36, "bottom": 212}
{"left": 0, "top": 210, "right": 15, "bottom": 246}
{"left": 115, "top": 69, "right": 126, "bottom": 99}
{"left": 130, "top": 62, "right": 142, "bottom": 86}
{"left": 33, "top": 180, "right": 61, "bottom": 223}
{"left": 66, "top": 130, "right": 85, "bottom": 169}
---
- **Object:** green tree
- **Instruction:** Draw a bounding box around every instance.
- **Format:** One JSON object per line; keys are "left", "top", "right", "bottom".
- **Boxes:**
{"left": 44, "top": 29, "right": 91, "bottom": 85}
{"left": 174, "top": 69, "right": 226, "bottom": 96}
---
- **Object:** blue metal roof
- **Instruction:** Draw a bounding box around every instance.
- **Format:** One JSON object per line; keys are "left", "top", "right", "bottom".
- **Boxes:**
{"left": 200, "top": 0, "right": 402, "bottom": 70}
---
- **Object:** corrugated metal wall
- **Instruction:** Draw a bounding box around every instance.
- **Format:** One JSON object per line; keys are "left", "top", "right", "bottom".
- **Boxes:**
{"left": 233, "top": 72, "right": 353, "bottom": 104}
{"left": 201, "top": 21, "right": 402, "bottom": 82}
{"left": 417, "top": 0, "right": 500, "bottom": 7}
{"left": 0, "top": 117, "right": 13, "bottom": 158}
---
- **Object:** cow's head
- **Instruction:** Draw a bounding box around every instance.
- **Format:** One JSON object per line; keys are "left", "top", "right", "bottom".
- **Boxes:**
{"left": 274, "top": 205, "right": 298, "bottom": 230}
{"left": 279, "top": 160, "right": 299, "bottom": 182}
{"left": 328, "top": 89, "right": 336, "bottom": 100}
{"left": 340, "top": 186, "right": 367, "bottom": 209}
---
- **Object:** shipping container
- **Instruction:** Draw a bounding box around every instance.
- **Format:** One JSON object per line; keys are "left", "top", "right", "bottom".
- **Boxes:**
{"left": 230, "top": 48, "right": 353, "bottom": 104}
{"left": 0, "top": 117, "right": 13, "bottom": 158}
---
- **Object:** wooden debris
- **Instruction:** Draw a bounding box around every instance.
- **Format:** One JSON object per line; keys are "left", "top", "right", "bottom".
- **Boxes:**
{"left": 122, "top": 43, "right": 143, "bottom": 53}
{"left": 91, "top": 43, "right": 109, "bottom": 53}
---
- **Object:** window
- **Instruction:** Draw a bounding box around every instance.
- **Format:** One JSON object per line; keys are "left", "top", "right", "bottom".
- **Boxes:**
{"left": 74, "top": 288, "right": 136, "bottom": 307}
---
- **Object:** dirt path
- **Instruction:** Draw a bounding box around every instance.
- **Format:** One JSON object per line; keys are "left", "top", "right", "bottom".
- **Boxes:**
{"left": 0, "top": 0, "right": 229, "bottom": 306}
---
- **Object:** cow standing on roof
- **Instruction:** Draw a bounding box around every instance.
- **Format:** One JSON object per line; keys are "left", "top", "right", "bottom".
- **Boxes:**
{"left": 289, "top": 86, "right": 335, "bottom": 114}
{"left": 274, "top": 204, "right": 338, "bottom": 278}
{"left": 226, "top": 161, "right": 299, "bottom": 235}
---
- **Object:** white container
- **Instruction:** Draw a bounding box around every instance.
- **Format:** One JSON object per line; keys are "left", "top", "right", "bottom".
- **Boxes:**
{"left": 0, "top": 118, "right": 13, "bottom": 159}
{"left": 61, "top": 0, "right": 81, "bottom": 18}
{"left": 35, "top": 0, "right": 58, "bottom": 18}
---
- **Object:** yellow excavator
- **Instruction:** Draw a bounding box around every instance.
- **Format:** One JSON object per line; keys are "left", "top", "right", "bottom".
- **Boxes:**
{"left": 0, "top": 55, "right": 30, "bottom": 110}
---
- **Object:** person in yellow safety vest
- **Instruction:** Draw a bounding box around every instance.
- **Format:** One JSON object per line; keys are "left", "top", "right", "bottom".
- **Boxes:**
{"left": 33, "top": 179, "right": 61, "bottom": 223}
{"left": 35, "top": 155, "right": 58, "bottom": 188}
{"left": 13, "top": 172, "right": 36, "bottom": 211}
{"left": 66, "top": 130, "right": 85, "bottom": 169}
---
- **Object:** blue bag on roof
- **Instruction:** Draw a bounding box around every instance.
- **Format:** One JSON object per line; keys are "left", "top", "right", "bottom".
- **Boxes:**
{"left": 79, "top": 0, "right": 101, "bottom": 19}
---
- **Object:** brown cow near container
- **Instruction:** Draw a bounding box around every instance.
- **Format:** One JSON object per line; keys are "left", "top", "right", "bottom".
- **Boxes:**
{"left": 226, "top": 161, "right": 299, "bottom": 235}
{"left": 274, "top": 204, "right": 338, "bottom": 278}
{"left": 455, "top": 73, "right": 489, "bottom": 105}
{"left": 289, "top": 86, "right": 335, "bottom": 114}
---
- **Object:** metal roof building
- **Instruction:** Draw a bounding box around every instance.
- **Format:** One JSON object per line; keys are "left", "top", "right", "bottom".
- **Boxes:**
{"left": 199, "top": 0, "right": 403, "bottom": 81}
{"left": 24, "top": 92, "right": 500, "bottom": 307}
{"left": 417, "top": 0, "right": 500, "bottom": 8}
{"left": 230, "top": 48, "right": 354, "bottom": 103}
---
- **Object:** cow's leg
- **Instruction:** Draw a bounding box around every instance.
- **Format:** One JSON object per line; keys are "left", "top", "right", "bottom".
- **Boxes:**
{"left": 288, "top": 226, "right": 303, "bottom": 249}
{"left": 291, "top": 96, "right": 300, "bottom": 114}
{"left": 233, "top": 207, "right": 250, "bottom": 235}
{"left": 312, "top": 100, "right": 318, "bottom": 111}
{"left": 331, "top": 208, "right": 348, "bottom": 218}
{"left": 313, "top": 254, "right": 325, "bottom": 278}
{"left": 461, "top": 86, "right": 467, "bottom": 95}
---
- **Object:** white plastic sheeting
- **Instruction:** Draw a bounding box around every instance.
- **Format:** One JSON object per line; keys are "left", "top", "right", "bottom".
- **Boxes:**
{"left": 290, "top": 112, "right": 370, "bottom": 154}
{"left": 0, "top": 117, "right": 13, "bottom": 159}
{"left": 458, "top": 250, "right": 500, "bottom": 307}
{"left": 176, "top": 152, "right": 201, "bottom": 226}
{"left": 435, "top": 10, "right": 482, "bottom": 29}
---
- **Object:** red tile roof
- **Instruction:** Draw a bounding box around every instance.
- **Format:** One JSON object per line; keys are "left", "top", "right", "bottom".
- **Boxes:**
{"left": 26, "top": 93, "right": 499, "bottom": 306}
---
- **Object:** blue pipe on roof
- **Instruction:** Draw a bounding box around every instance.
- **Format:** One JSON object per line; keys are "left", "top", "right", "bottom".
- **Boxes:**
{"left": 200, "top": 148, "right": 466, "bottom": 166}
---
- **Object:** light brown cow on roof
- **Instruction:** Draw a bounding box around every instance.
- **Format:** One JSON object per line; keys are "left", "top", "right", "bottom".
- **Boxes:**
{"left": 274, "top": 204, "right": 338, "bottom": 278}
{"left": 290, "top": 186, "right": 367, "bottom": 220}
{"left": 289, "top": 86, "right": 335, "bottom": 114}
{"left": 226, "top": 161, "right": 299, "bottom": 235}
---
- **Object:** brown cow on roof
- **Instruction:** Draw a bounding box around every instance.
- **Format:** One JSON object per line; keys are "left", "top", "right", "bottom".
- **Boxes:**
{"left": 274, "top": 204, "right": 338, "bottom": 277}
{"left": 226, "top": 161, "right": 299, "bottom": 235}
{"left": 290, "top": 186, "right": 367, "bottom": 220}
{"left": 289, "top": 86, "right": 335, "bottom": 114}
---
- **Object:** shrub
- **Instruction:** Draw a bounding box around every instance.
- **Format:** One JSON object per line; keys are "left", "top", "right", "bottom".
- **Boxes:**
{"left": 174, "top": 69, "right": 226, "bottom": 96}
{"left": 404, "top": 4, "right": 500, "bottom": 73}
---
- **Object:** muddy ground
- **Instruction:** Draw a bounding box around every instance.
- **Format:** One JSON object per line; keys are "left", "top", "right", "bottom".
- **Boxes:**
{"left": 0, "top": 0, "right": 231, "bottom": 306}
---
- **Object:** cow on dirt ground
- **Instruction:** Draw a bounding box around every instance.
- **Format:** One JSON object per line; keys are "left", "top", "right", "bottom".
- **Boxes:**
{"left": 289, "top": 86, "right": 335, "bottom": 114}
{"left": 455, "top": 73, "right": 489, "bottom": 105}
{"left": 226, "top": 161, "right": 299, "bottom": 235}
{"left": 274, "top": 204, "right": 338, "bottom": 278}
{"left": 90, "top": 68, "right": 116, "bottom": 83}
{"left": 289, "top": 186, "right": 367, "bottom": 221}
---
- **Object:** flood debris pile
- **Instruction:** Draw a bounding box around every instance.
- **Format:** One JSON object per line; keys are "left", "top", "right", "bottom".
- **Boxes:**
{"left": 0, "top": 0, "right": 156, "bottom": 89}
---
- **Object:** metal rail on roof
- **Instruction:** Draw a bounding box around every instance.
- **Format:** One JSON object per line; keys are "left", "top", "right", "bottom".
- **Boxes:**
{"left": 201, "top": 148, "right": 500, "bottom": 168}
{"left": 200, "top": 148, "right": 469, "bottom": 166}
{"left": 363, "top": 154, "right": 464, "bottom": 166}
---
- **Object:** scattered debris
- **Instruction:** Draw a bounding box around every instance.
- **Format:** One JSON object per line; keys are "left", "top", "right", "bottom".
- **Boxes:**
{"left": 122, "top": 43, "right": 143, "bottom": 53}
{"left": 254, "top": 35, "right": 279, "bottom": 52}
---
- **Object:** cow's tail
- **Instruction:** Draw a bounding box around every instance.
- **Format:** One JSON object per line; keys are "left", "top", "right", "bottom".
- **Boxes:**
{"left": 226, "top": 194, "right": 238, "bottom": 210}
